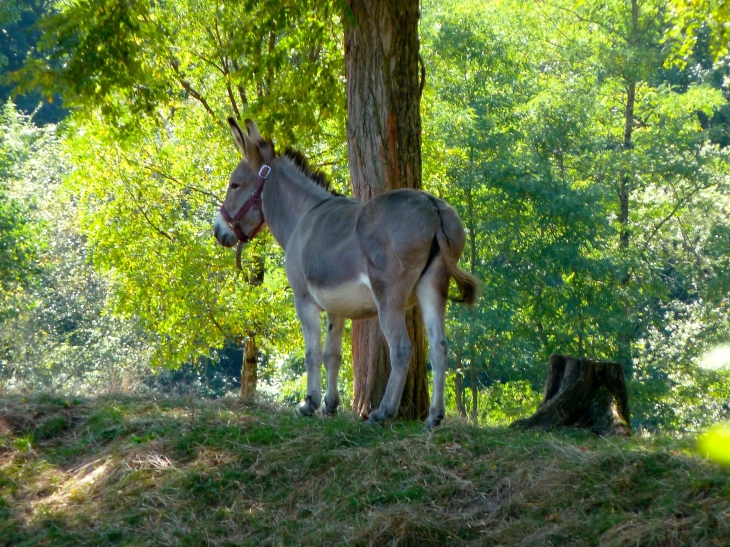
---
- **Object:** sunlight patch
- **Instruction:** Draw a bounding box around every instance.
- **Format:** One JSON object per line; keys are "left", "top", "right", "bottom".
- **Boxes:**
{"left": 129, "top": 452, "right": 173, "bottom": 471}
{"left": 698, "top": 422, "right": 730, "bottom": 467}
{"left": 699, "top": 345, "right": 730, "bottom": 371}
{"left": 30, "top": 459, "right": 112, "bottom": 518}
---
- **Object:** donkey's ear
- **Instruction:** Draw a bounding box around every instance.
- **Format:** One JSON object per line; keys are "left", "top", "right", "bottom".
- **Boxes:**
{"left": 244, "top": 119, "right": 263, "bottom": 141}
{"left": 228, "top": 117, "right": 251, "bottom": 157}
{"left": 244, "top": 119, "right": 275, "bottom": 162}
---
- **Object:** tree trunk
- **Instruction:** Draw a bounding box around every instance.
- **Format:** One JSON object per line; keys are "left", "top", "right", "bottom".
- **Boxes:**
{"left": 454, "top": 350, "right": 466, "bottom": 418}
{"left": 512, "top": 354, "right": 632, "bottom": 436}
{"left": 345, "top": 0, "right": 428, "bottom": 420}
{"left": 617, "top": 0, "right": 639, "bottom": 377}
{"left": 240, "top": 335, "right": 257, "bottom": 400}
{"left": 470, "top": 366, "right": 478, "bottom": 425}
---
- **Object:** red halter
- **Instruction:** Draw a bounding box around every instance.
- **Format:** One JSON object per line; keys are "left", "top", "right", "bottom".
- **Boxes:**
{"left": 219, "top": 164, "right": 271, "bottom": 269}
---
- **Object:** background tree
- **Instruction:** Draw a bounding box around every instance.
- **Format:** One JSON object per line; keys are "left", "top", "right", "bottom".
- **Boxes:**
{"left": 0, "top": 102, "right": 39, "bottom": 314}
{"left": 0, "top": 0, "right": 65, "bottom": 124}
{"left": 0, "top": 102, "right": 154, "bottom": 393}
{"left": 667, "top": 0, "right": 730, "bottom": 62}
{"left": 421, "top": 0, "right": 730, "bottom": 427}
{"left": 3, "top": 0, "right": 729, "bottom": 431}
{"left": 15, "top": 0, "right": 347, "bottom": 393}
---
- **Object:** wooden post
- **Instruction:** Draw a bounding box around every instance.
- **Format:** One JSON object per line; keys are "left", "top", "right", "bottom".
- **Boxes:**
{"left": 511, "top": 354, "right": 632, "bottom": 436}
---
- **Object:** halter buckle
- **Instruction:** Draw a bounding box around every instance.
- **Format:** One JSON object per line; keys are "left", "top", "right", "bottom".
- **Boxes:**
{"left": 258, "top": 164, "right": 271, "bottom": 179}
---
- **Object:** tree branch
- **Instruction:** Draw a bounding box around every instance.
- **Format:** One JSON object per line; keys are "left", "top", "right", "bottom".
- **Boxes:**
{"left": 141, "top": 163, "right": 223, "bottom": 204}
{"left": 124, "top": 186, "right": 175, "bottom": 243}
{"left": 537, "top": 0, "right": 627, "bottom": 42}
{"left": 194, "top": 52, "right": 226, "bottom": 76}
{"left": 231, "top": 59, "right": 249, "bottom": 110}
{"left": 208, "top": 19, "right": 241, "bottom": 118}
{"left": 170, "top": 60, "right": 216, "bottom": 118}
{"left": 123, "top": 147, "right": 224, "bottom": 204}
{"left": 641, "top": 183, "right": 710, "bottom": 253}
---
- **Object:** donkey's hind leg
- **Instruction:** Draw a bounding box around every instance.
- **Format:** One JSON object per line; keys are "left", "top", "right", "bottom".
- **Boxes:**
{"left": 295, "top": 296, "right": 323, "bottom": 416}
{"left": 416, "top": 258, "right": 450, "bottom": 429}
{"left": 323, "top": 314, "right": 345, "bottom": 415}
{"left": 367, "top": 302, "right": 413, "bottom": 424}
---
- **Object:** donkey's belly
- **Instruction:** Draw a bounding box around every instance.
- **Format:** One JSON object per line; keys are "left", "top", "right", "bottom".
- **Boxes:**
{"left": 309, "top": 277, "right": 378, "bottom": 319}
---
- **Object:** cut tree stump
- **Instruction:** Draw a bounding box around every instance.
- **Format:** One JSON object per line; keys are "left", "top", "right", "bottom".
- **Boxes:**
{"left": 511, "top": 354, "right": 632, "bottom": 436}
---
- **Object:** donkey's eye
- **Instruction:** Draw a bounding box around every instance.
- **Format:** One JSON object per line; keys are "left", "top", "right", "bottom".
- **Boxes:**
{"left": 230, "top": 183, "right": 241, "bottom": 189}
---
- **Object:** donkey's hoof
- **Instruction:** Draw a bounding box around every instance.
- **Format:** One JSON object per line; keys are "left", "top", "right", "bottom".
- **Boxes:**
{"left": 366, "top": 409, "right": 389, "bottom": 425}
{"left": 425, "top": 415, "right": 443, "bottom": 430}
{"left": 296, "top": 403, "right": 316, "bottom": 417}
{"left": 322, "top": 396, "right": 339, "bottom": 416}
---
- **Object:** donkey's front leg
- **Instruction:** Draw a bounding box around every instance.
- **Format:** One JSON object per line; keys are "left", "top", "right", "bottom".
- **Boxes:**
{"left": 323, "top": 315, "right": 345, "bottom": 415}
{"left": 295, "top": 297, "right": 323, "bottom": 416}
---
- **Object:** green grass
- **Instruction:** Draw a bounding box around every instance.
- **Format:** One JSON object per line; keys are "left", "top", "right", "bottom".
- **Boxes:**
{"left": 1, "top": 395, "right": 728, "bottom": 546}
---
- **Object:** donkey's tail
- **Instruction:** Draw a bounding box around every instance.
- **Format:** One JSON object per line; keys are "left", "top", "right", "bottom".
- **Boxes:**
{"left": 434, "top": 202, "right": 481, "bottom": 306}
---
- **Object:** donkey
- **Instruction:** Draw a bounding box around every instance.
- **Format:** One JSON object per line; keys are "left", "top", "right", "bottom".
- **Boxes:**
{"left": 214, "top": 118, "right": 479, "bottom": 428}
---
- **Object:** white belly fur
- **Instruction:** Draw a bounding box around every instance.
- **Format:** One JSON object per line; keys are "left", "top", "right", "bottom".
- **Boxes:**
{"left": 309, "top": 277, "right": 377, "bottom": 319}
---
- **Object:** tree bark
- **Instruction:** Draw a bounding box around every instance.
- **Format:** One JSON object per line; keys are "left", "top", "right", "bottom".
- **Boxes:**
{"left": 345, "top": 0, "right": 428, "bottom": 420}
{"left": 470, "top": 365, "right": 478, "bottom": 425}
{"left": 511, "top": 354, "right": 632, "bottom": 436}
{"left": 240, "top": 335, "right": 257, "bottom": 400}
{"left": 617, "top": 0, "right": 639, "bottom": 376}
{"left": 454, "top": 350, "right": 467, "bottom": 418}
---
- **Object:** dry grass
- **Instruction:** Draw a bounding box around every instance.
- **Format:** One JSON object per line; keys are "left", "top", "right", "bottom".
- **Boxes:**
{"left": 1, "top": 394, "right": 729, "bottom": 546}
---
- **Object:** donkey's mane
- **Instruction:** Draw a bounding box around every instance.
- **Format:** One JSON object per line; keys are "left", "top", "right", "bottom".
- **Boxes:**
{"left": 281, "top": 148, "right": 334, "bottom": 194}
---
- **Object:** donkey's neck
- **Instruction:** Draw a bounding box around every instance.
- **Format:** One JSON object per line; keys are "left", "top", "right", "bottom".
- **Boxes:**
{"left": 262, "top": 159, "right": 332, "bottom": 251}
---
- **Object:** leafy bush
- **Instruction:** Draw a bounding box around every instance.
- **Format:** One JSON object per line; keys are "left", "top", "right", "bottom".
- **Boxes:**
{"left": 0, "top": 103, "right": 155, "bottom": 395}
{"left": 444, "top": 372, "right": 541, "bottom": 426}
{"left": 631, "top": 300, "right": 730, "bottom": 431}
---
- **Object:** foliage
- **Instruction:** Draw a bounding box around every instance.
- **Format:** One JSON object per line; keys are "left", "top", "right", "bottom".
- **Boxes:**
{"left": 1, "top": 395, "right": 729, "bottom": 546}
{"left": 63, "top": 108, "right": 303, "bottom": 368}
{"left": 0, "top": 0, "right": 66, "bottom": 125}
{"left": 421, "top": 0, "right": 730, "bottom": 430}
{"left": 443, "top": 373, "right": 541, "bottom": 426}
{"left": 15, "top": 0, "right": 346, "bottom": 142}
{"left": 18, "top": 0, "right": 349, "bottom": 370}
{"left": 630, "top": 300, "right": 730, "bottom": 431}
{"left": 0, "top": 102, "right": 155, "bottom": 395}
{"left": 0, "top": 102, "right": 40, "bottom": 305}
{"left": 2, "top": 0, "right": 730, "bottom": 434}
{"left": 666, "top": 0, "right": 730, "bottom": 63}
{"left": 0, "top": 0, "right": 21, "bottom": 68}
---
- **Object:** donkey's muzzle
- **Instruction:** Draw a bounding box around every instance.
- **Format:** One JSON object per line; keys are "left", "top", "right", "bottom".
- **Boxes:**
{"left": 213, "top": 213, "right": 239, "bottom": 248}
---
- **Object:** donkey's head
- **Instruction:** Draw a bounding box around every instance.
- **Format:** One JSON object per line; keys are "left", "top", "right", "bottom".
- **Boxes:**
{"left": 213, "top": 118, "right": 275, "bottom": 248}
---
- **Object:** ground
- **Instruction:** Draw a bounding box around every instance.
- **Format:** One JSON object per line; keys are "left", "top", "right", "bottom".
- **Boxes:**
{"left": 0, "top": 395, "right": 728, "bottom": 546}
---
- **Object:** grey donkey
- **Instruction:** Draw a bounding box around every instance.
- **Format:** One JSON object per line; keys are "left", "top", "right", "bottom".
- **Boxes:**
{"left": 214, "top": 118, "right": 479, "bottom": 428}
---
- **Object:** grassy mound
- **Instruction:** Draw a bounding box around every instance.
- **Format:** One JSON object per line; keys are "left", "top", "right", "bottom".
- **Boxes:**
{"left": 1, "top": 395, "right": 729, "bottom": 546}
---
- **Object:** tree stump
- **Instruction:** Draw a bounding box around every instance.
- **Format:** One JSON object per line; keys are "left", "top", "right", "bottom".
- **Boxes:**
{"left": 511, "top": 354, "right": 632, "bottom": 436}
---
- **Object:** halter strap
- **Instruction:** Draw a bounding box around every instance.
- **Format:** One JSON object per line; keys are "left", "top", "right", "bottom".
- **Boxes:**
{"left": 219, "top": 164, "right": 271, "bottom": 269}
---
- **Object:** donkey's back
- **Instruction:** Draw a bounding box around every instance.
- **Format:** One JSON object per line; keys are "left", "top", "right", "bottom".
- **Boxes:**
{"left": 288, "top": 188, "right": 474, "bottom": 319}
{"left": 355, "top": 189, "right": 471, "bottom": 299}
